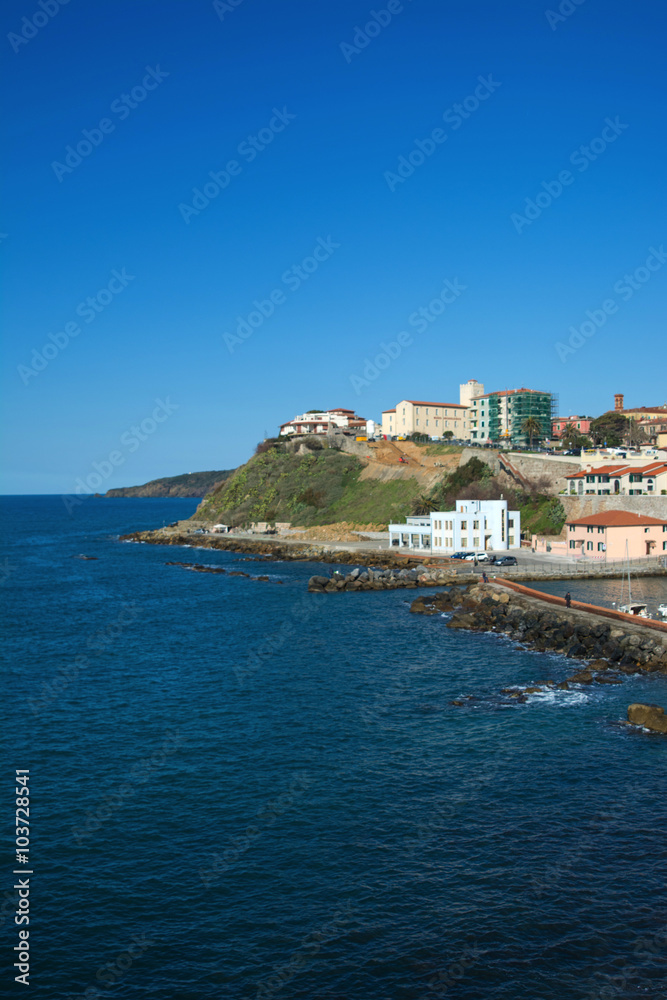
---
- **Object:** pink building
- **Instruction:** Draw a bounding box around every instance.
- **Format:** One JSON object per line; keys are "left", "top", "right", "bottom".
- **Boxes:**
{"left": 566, "top": 511, "right": 667, "bottom": 560}
{"left": 552, "top": 415, "right": 592, "bottom": 438}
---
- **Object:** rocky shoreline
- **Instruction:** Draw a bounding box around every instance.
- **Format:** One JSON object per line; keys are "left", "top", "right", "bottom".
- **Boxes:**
{"left": 410, "top": 582, "right": 667, "bottom": 680}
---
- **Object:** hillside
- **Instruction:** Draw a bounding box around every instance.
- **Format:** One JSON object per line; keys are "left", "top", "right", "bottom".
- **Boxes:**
{"left": 105, "top": 470, "right": 233, "bottom": 498}
{"left": 193, "top": 440, "right": 439, "bottom": 526}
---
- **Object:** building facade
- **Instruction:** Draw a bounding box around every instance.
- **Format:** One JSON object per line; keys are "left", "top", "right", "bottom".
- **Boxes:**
{"left": 552, "top": 415, "right": 592, "bottom": 438}
{"left": 565, "top": 461, "right": 667, "bottom": 496}
{"left": 280, "top": 408, "right": 367, "bottom": 436}
{"left": 566, "top": 511, "right": 667, "bottom": 559}
{"left": 388, "top": 499, "right": 521, "bottom": 553}
{"left": 381, "top": 399, "right": 469, "bottom": 439}
{"left": 469, "top": 388, "right": 556, "bottom": 446}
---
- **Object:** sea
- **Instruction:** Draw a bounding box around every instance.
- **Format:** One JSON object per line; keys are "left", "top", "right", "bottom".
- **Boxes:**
{"left": 2, "top": 495, "right": 667, "bottom": 1000}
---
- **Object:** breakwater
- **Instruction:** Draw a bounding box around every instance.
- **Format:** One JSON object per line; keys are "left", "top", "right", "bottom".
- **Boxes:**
{"left": 410, "top": 582, "right": 667, "bottom": 679}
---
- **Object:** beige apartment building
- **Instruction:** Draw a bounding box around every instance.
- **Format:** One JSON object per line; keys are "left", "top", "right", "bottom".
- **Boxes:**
{"left": 381, "top": 399, "right": 470, "bottom": 438}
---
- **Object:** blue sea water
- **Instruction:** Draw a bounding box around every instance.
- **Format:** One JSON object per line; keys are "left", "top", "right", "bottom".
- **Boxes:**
{"left": 2, "top": 496, "right": 667, "bottom": 1000}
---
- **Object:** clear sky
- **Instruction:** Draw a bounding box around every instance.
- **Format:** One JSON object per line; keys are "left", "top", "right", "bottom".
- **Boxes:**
{"left": 2, "top": 0, "right": 665, "bottom": 494}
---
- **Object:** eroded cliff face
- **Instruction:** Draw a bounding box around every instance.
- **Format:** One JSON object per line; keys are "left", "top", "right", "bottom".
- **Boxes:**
{"left": 105, "top": 470, "right": 233, "bottom": 498}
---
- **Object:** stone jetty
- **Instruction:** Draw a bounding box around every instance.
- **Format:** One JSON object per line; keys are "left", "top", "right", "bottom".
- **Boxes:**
{"left": 307, "top": 565, "right": 468, "bottom": 592}
{"left": 410, "top": 582, "right": 667, "bottom": 678}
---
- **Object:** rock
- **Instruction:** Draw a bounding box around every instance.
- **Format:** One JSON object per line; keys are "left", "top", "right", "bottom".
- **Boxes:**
{"left": 556, "top": 681, "right": 570, "bottom": 690}
{"left": 350, "top": 568, "right": 361, "bottom": 580}
{"left": 588, "top": 659, "right": 609, "bottom": 672}
{"left": 569, "top": 669, "right": 594, "bottom": 684}
{"left": 524, "top": 686, "right": 543, "bottom": 694}
{"left": 446, "top": 614, "right": 479, "bottom": 630}
{"left": 594, "top": 674, "right": 622, "bottom": 684}
{"left": 627, "top": 704, "right": 667, "bottom": 734}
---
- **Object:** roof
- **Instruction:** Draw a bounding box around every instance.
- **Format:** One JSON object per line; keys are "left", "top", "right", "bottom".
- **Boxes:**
{"left": 567, "top": 462, "right": 667, "bottom": 479}
{"left": 404, "top": 399, "right": 467, "bottom": 408}
{"left": 479, "top": 387, "right": 550, "bottom": 399}
{"left": 620, "top": 405, "right": 667, "bottom": 414}
{"left": 566, "top": 465, "right": 628, "bottom": 479}
{"left": 567, "top": 511, "right": 667, "bottom": 528}
{"left": 382, "top": 408, "right": 396, "bottom": 414}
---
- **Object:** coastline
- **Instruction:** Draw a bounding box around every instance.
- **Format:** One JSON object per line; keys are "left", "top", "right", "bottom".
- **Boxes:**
{"left": 120, "top": 524, "right": 667, "bottom": 583}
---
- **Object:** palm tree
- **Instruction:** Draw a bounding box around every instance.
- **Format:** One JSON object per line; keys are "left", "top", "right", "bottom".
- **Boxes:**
{"left": 521, "top": 416, "right": 542, "bottom": 450}
{"left": 560, "top": 422, "right": 579, "bottom": 450}
{"left": 411, "top": 493, "right": 438, "bottom": 515}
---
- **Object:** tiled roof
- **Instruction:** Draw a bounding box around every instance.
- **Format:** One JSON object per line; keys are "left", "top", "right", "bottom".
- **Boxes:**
{"left": 479, "top": 387, "right": 550, "bottom": 398}
{"left": 566, "top": 465, "right": 628, "bottom": 479}
{"left": 404, "top": 400, "right": 467, "bottom": 408}
{"left": 567, "top": 511, "right": 667, "bottom": 527}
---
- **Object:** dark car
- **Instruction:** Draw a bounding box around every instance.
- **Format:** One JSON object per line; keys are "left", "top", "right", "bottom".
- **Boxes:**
{"left": 451, "top": 551, "right": 472, "bottom": 559}
{"left": 495, "top": 555, "right": 517, "bottom": 566}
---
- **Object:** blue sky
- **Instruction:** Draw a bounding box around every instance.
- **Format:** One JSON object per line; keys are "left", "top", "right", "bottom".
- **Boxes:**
{"left": 2, "top": 0, "right": 665, "bottom": 494}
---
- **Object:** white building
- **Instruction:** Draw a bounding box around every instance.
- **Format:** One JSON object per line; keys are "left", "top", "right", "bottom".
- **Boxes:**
{"left": 388, "top": 499, "right": 521, "bottom": 553}
{"left": 279, "top": 408, "right": 366, "bottom": 436}
{"left": 459, "top": 378, "right": 485, "bottom": 409}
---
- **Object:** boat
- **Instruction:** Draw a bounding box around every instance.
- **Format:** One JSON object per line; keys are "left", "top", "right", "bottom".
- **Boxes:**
{"left": 658, "top": 603, "right": 667, "bottom": 619}
{"left": 617, "top": 542, "right": 651, "bottom": 619}
{"left": 619, "top": 601, "right": 650, "bottom": 619}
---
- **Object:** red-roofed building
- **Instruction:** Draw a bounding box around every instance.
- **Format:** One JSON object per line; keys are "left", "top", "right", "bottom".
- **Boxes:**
{"left": 566, "top": 462, "right": 667, "bottom": 496}
{"left": 279, "top": 408, "right": 368, "bottom": 437}
{"left": 566, "top": 510, "right": 667, "bottom": 559}
{"left": 381, "top": 399, "right": 469, "bottom": 438}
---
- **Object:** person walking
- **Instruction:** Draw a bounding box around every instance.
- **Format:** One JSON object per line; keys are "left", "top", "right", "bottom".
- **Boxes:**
{"left": 565, "top": 591, "right": 571, "bottom": 608}
{"left": 482, "top": 571, "right": 489, "bottom": 583}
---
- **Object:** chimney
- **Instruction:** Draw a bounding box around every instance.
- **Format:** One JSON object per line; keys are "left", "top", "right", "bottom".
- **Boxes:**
{"left": 614, "top": 393, "right": 624, "bottom": 412}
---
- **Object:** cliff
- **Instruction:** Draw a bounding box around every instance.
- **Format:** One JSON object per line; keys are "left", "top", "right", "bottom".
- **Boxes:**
{"left": 105, "top": 470, "right": 233, "bottom": 498}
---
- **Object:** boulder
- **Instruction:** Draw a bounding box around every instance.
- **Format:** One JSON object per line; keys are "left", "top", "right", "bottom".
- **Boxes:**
{"left": 627, "top": 704, "right": 667, "bottom": 734}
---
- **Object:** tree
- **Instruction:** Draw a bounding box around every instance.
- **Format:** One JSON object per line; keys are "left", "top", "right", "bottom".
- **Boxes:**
{"left": 521, "top": 416, "right": 542, "bottom": 450}
{"left": 589, "top": 412, "right": 627, "bottom": 447}
{"left": 625, "top": 418, "right": 648, "bottom": 448}
{"left": 443, "top": 430, "right": 454, "bottom": 440}
{"left": 560, "top": 422, "right": 579, "bottom": 449}
{"left": 411, "top": 493, "right": 438, "bottom": 515}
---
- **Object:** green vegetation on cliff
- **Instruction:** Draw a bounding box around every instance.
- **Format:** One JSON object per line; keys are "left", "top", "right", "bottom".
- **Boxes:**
{"left": 195, "top": 443, "right": 422, "bottom": 526}
{"left": 106, "top": 470, "right": 233, "bottom": 498}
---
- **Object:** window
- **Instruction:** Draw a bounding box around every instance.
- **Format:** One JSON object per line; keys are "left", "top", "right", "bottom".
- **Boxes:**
{"left": 508, "top": 536, "right": 514, "bottom": 546}
{"left": 664, "top": 541, "right": 667, "bottom": 551}
{"left": 461, "top": 521, "right": 467, "bottom": 530}
{"left": 461, "top": 538, "right": 468, "bottom": 547}
{"left": 425, "top": 408, "right": 429, "bottom": 415}
{"left": 598, "top": 543, "right": 605, "bottom": 551}
{"left": 587, "top": 526, "right": 594, "bottom": 533}
{"left": 473, "top": 537, "right": 479, "bottom": 547}
{"left": 644, "top": 527, "right": 650, "bottom": 533}
{"left": 426, "top": 420, "right": 429, "bottom": 427}
{"left": 508, "top": 519, "right": 514, "bottom": 528}
{"left": 416, "top": 419, "right": 419, "bottom": 426}
{"left": 586, "top": 475, "right": 595, "bottom": 483}
{"left": 473, "top": 520, "right": 479, "bottom": 529}
{"left": 434, "top": 537, "right": 441, "bottom": 547}
{"left": 569, "top": 540, "right": 576, "bottom": 549}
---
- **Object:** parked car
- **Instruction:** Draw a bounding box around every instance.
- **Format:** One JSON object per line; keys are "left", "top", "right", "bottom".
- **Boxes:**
{"left": 495, "top": 556, "right": 517, "bottom": 566}
{"left": 451, "top": 551, "right": 473, "bottom": 560}
{"left": 476, "top": 552, "right": 495, "bottom": 563}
